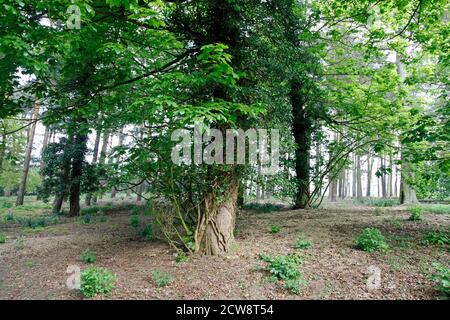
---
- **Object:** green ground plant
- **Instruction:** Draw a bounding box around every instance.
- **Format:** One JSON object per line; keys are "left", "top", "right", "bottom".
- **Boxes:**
{"left": 150, "top": 270, "right": 173, "bottom": 288}
{"left": 80, "top": 267, "right": 117, "bottom": 298}
{"left": 80, "top": 249, "right": 97, "bottom": 264}
{"left": 355, "top": 228, "right": 389, "bottom": 252}
{"left": 294, "top": 234, "right": 312, "bottom": 249}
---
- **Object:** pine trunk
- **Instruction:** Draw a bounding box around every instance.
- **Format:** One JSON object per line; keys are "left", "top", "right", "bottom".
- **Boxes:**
{"left": 16, "top": 103, "right": 40, "bottom": 206}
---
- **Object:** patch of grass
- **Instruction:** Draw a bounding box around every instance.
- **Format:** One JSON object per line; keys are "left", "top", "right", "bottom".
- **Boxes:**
{"left": 294, "top": 234, "right": 312, "bottom": 249}
{"left": 384, "top": 218, "right": 402, "bottom": 228}
{"left": 408, "top": 206, "right": 423, "bottom": 221}
{"left": 15, "top": 237, "right": 25, "bottom": 250}
{"left": 14, "top": 215, "right": 60, "bottom": 229}
{"left": 283, "top": 278, "right": 307, "bottom": 294}
{"left": 0, "top": 233, "right": 6, "bottom": 244}
{"left": 243, "top": 202, "right": 285, "bottom": 213}
{"left": 150, "top": 269, "right": 173, "bottom": 288}
{"left": 141, "top": 224, "right": 154, "bottom": 240}
{"left": 363, "top": 198, "right": 399, "bottom": 207}
{"left": 80, "top": 206, "right": 101, "bottom": 216}
{"left": 80, "top": 267, "right": 116, "bottom": 298}
{"left": 270, "top": 224, "right": 281, "bottom": 234}
{"left": 1, "top": 201, "right": 13, "bottom": 209}
{"left": 98, "top": 215, "right": 108, "bottom": 223}
{"left": 131, "top": 205, "right": 141, "bottom": 216}
{"left": 3, "top": 211, "right": 14, "bottom": 222}
{"left": 422, "top": 231, "right": 450, "bottom": 246}
{"left": 354, "top": 228, "right": 389, "bottom": 252}
{"left": 82, "top": 214, "right": 93, "bottom": 224}
{"left": 175, "top": 251, "right": 188, "bottom": 263}
{"left": 430, "top": 262, "right": 449, "bottom": 298}
{"left": 129, "top": 215, "right": 140, "bottom": 228}
{"left": 387, "top": 256, "right": 406, "bottom": 271}
{"left": 420, "top": 204, "right": 450, "bottom": 215}
{"left": 80, "top": 249, "right": 97, "bottom": 264}
{"left": 374, "top": 207, "right": 385, "bottom": 216}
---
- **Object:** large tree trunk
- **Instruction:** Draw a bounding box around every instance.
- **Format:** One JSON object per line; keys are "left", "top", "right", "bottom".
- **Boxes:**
{"left": 68, "top": 132, "right": 88, "bottom": 216}
{"left": 195, "top": 180, "right": 238, "bottom": 255}
{"left": 16, "top": 103, "right": 40, "bottom": 206}
{"left": 52, "top": 135, "right": 73, "bottom": 214}
{"left": 291, "top": 81, "right": 311, "bottom": 209}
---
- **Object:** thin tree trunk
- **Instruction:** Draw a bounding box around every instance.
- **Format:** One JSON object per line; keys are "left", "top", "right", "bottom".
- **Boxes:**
{"left": 396, "top": 52, "right": 418, "bottom": 204}
{"left": 366, "top": 151, "right": 373, "bottom": 197}
{"left": 381, "top": 155, "right": 387, "bottom": 198}
{"left": 40, "top": 126, "right": 50, "bottom": 170}
{"left": 352, "top": 153, "right": 357, "bottom": 198}
{"left": 85, "top": 127, "right": 102, "bottom": 206}
{"left": 356, "top": 155, "right": 363, "bottom": 200}
{"left": 93, "top": 130, "right": 109, "bottom": 204}
{"left": 388, "top": 153, "right": 393, "bottom": 198}
{"left": 16, "top": 103, "right": 40, "bottom": 206}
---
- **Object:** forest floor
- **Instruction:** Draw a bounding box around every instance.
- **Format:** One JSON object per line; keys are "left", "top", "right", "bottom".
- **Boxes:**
{"left": 0, "top": 197, "right": 449, "bottom": 300}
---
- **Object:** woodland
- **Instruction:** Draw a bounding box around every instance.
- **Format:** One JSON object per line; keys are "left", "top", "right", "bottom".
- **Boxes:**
{"left": 0, "top": 0, "right": 449, "bottom": 300}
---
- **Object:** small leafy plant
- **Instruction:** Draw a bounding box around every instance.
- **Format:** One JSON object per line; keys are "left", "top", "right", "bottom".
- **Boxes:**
{"left": 129, "top": 215, "right": 140, "bottom": 228}
{"left": 141, "top": 224, "right": 154, "bottom": 241}
{"left": 3, "top": 211, "right": 14, "bottom": 222}
{"left": 354, "top": 228, "right": 388, "bottom": 252}
{"left": 15, "top": 237, "right": 25, "bottom": 250}
{"left": 150, "top": 270, "right": 173, "bottom": 288}
{"left": 374, "top": 207, "right": 385, "bottom": 216}
{"left": 430, "top": 263, "right": 449, "bottom": 298}
{"left": 80, "top": 249, "right": 97, "bottom": 264}
{"left": 80, "top": 267, "right": 116, "bottom": 298}
{"left": 294, "top": 234, "right": 312, "bottom": 249}
{"left": 408, "top": 206, "right": 423, "bottom": 221}
{"left": 82, "top": 214, "right": 93, "bottom": 224}
{"left": 258, "top": 252, "right": 304, "bottom": 294}
{"left": 270, "top": 224, "right": 281, "bottom": 234}
{"left": 131, "top": 205, "right": 141, "bottom": 216}
{"left": 176, "top": 251, "right": 188, "bottom": 263}
{"left": 0, "top": 233, "right": 6, "bottom": 244}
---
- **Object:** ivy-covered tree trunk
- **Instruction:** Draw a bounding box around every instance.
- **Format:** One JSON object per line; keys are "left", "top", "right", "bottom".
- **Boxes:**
{"left": 68, "top": 132, "right": 88, "bottom": 216}
{"left": 291, "top": 81, "right": 311, "bottom": 209}
{"left": 195, "top": 179, "right": 238, "bottom": 255}
{"left": 52, "top": 135, "right": 74, "bottom": 214}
